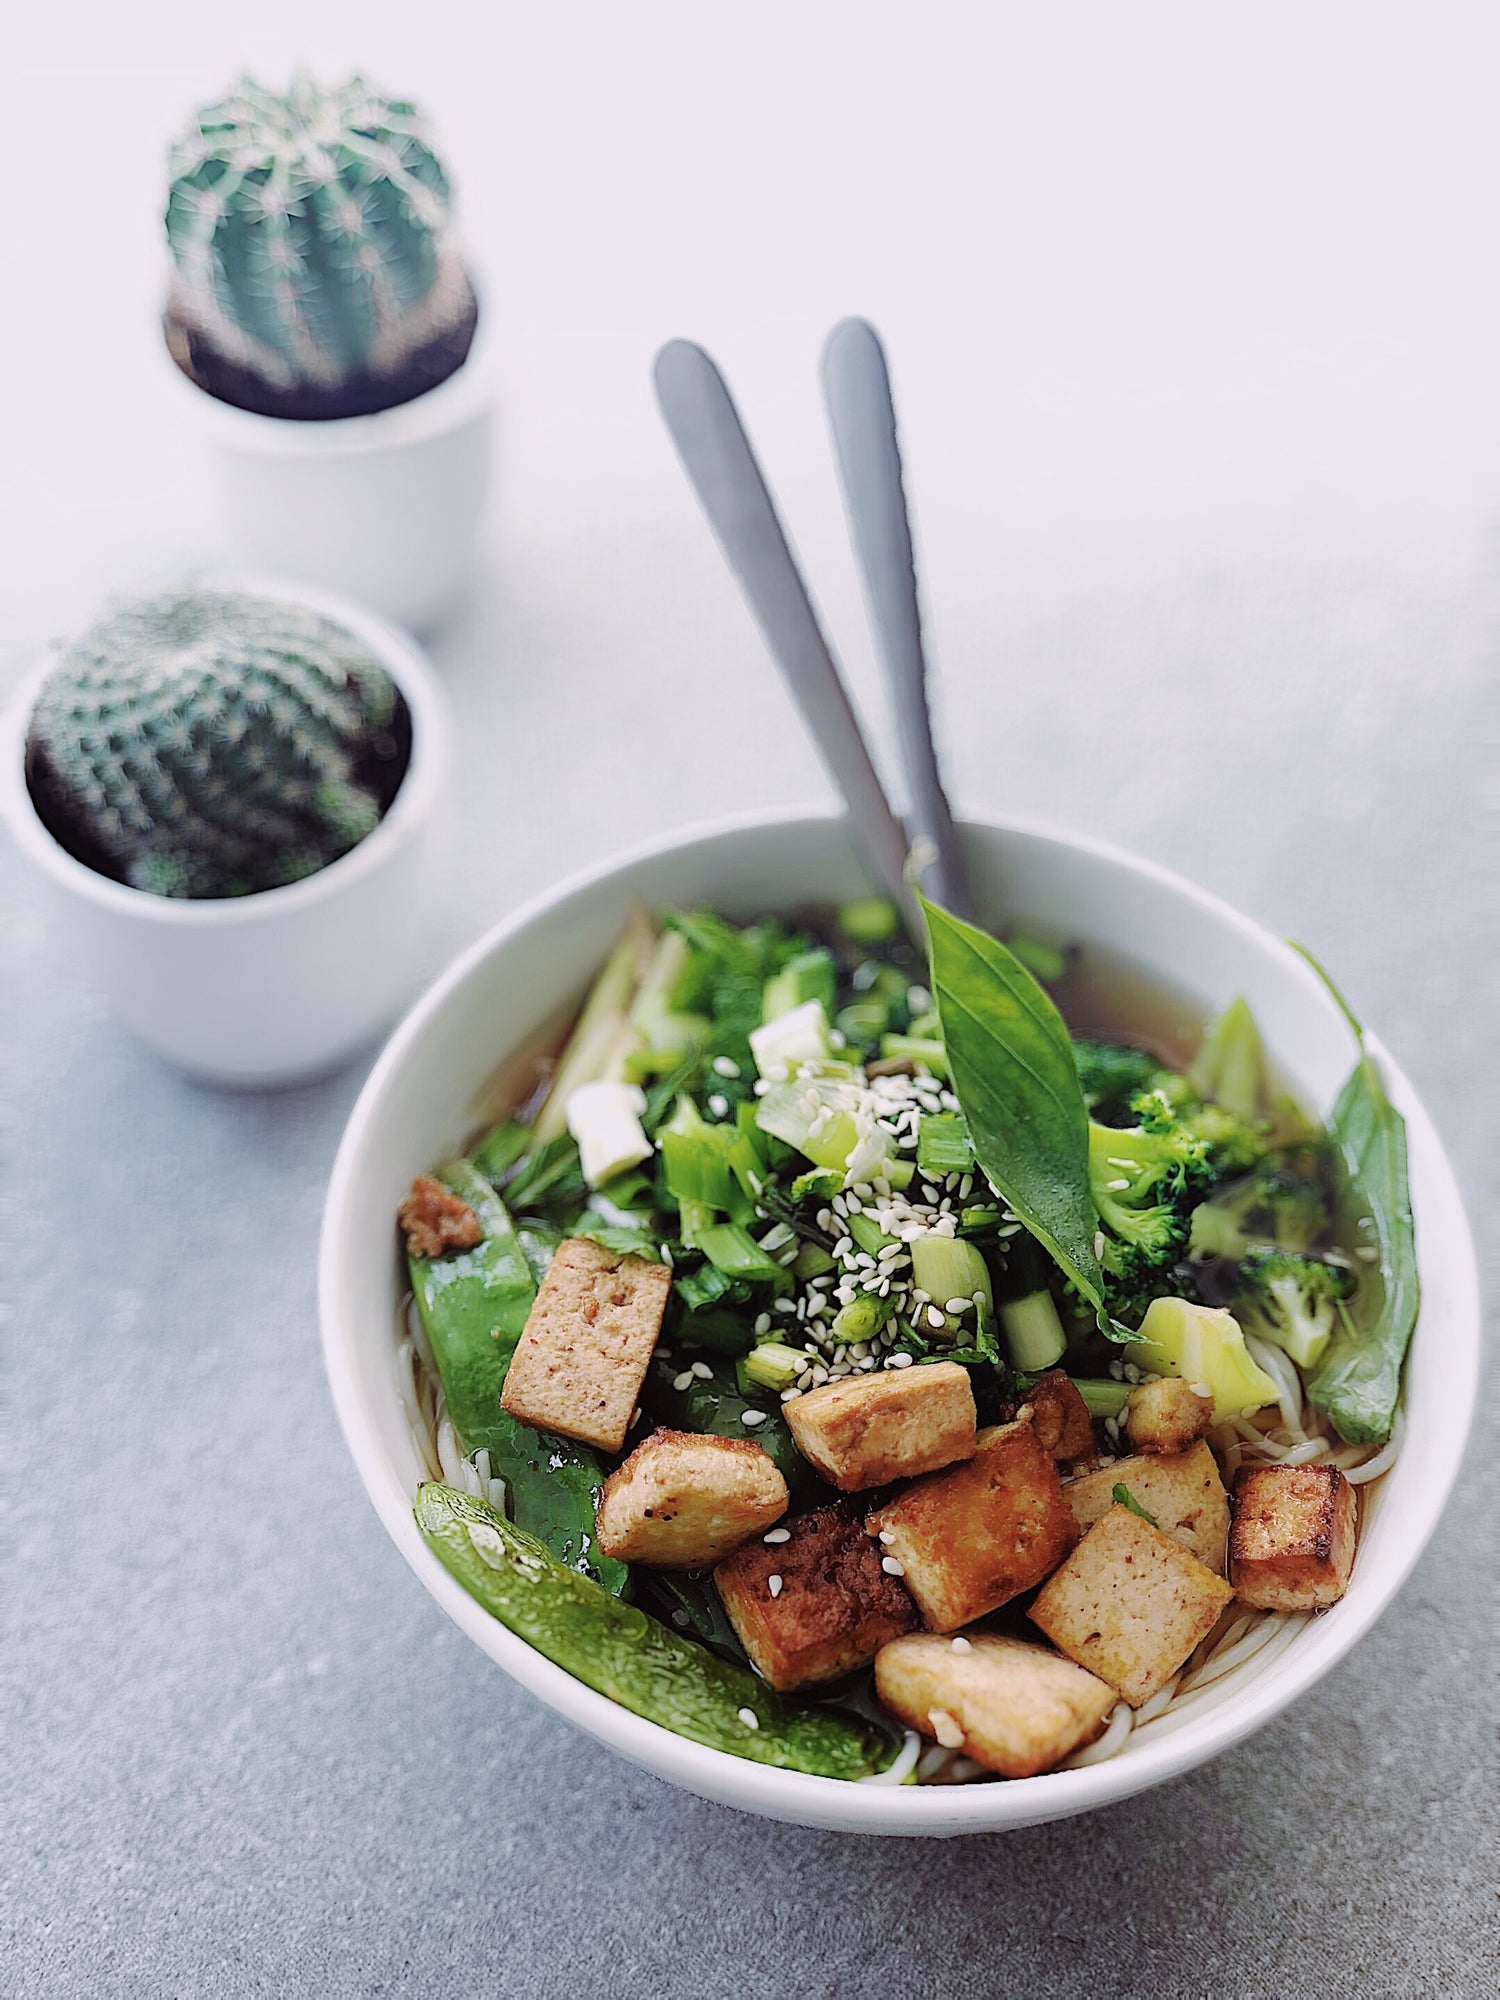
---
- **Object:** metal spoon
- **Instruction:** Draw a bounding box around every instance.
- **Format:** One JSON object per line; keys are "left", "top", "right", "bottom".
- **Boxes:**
{"left": 653, "top": 338, "right": 921, "bottom": 936}
{"left": 821, "top": 317, "right": 974, "bottom": 920}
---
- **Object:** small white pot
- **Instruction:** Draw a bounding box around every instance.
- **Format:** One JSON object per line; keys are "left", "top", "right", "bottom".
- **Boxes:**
{"left": 1, "top": 581, "right": 455, "bottom": 1087}
{"left": 165, "top": 322, "right": 494, "bottom": 635}
{"left": 320, "top": 809, "right": 1479, "bottom": 1833}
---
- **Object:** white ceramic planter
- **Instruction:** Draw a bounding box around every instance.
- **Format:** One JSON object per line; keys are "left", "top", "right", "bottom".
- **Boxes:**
{"left": 319, "top": 809, "right": 1480, "bottom": 1834}
{"left": 165, "top": 322, "right": 494, "bottom": 635}
{"left": 1, "top": 581, "right": 455, "bottom": 1087}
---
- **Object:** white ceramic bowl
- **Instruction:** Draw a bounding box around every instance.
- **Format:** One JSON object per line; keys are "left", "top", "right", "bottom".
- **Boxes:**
{"left": 319, "top": 809, "right": 1479, "bottom": 1833}
{"left": 164, "top": 316, "right": 494, "bottom": 635}
{"left": 1, "top": 580, "right": 454, "bottom": 1087}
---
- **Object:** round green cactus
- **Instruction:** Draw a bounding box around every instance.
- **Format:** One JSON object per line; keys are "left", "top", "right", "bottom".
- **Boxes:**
{"left": 165, "top": 74, "right": 476, "bottom": 418}
{"left": 26, "top": 591, "right": 410, "bottom": 899}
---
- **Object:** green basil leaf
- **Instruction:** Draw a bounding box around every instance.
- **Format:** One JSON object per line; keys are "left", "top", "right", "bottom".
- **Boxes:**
{"left": 1290, "top": 944, "right": 1419, "bottom": 1445}
{"left": 921, "top": 897, "right": 1107, "bottom": 1320}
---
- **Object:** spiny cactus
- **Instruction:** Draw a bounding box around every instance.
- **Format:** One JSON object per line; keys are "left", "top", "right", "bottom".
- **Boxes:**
{"left": 165, "top": 74, "right": 476, "bottom": 420}
{"left": 26, "top": 591, "right": 410, "bottom": 899}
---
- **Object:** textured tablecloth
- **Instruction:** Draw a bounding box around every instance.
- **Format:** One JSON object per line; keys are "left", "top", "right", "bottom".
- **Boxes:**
{"left": 7, "top": 9, "right": 1498, "bottom": 1993}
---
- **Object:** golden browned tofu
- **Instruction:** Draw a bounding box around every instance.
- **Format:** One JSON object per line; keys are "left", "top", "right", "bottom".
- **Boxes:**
{"left": 1229, "top": 1463, "right": 1357, "bottom": 1609}
{"left": 1063, "top": 1441, "right": 1230, "bottom": 1572}
{"left": 783, "top": 1361, "right": 977, "bottom": 1492}
{"left": 875, "top": 1632, "right": 1116, "bottom": 1778}
{"left": 1029, "top": 1506, "right": 1234, "bottom": 1705}
{"left": 595, "top": 1428, "right": 788, "bottom": 1567}
{"left": 1021, "top": 1369, "right": 1095, "bottom": 1461}
{"left": 1125, "top": 1377, "right": 1214, "bottom": 1455}
{"left": 865, "top": 1421, "right": 1078, "bottom": 1632}
{"left": 500, "top": 1237, "right": 671, "bottom": 1452}
{"left": 713, "top": 1501, "right": 916, "bottom": 1691}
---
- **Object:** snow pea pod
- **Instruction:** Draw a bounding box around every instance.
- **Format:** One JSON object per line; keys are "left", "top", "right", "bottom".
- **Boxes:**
{"left": 409, "top": 1160, "right": 628, "bottom": 1595}
{"left": 416, "top": 1484, "right": 900, "bottom": 1780}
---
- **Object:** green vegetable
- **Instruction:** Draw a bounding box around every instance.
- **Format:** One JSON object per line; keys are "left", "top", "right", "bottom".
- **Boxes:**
{"left": 739, "top": 1342, "right": 806, "bottom": 1392}
{"left": 999, "top": 1291, "right": 1067, "bottom": 1372}
{"left": 637, "top": 1572, "right": 748, "bottom": 1665}
{"left": 1290, "top": 948, "right": 1419, "bottom": 1445}
{"left": 676, "top": 1306, "right": 757, "bottom": 1355}
{"left": 531, "top": 921, "right": 649, "bottom": 1145}
{"left": 1125, "top": 1296, "right": 1278, "bottom": 1422}
{"left": 408, "top": 1159, "right": 627, "bottom": 1594}
{"left": 1229, "top": 1247, "right": 1354, "bottom": 1370}
{"left": 839, "top": 896, "right": 901, "bottom": 944}
{"left": 1088, "top": 1112, "right": 1212, "bottom": 1326}
{"left": 1072, "top": 1039, "right": 1158, "bottom": 1117}
{"left": 695, "top": 1223, "right": 786, "bottom": 1285}
{"left": 417, "top": 1486, "right": 898, "bottom": 1779}
{"left": 879, "top": 1033, "right": 948, "bottom": 1075}
{"left": 830, "top": 1293, "right": 894, "bottom": 1343}
{"left": 1005, "top": 932, "right": 1068, "bottom": 984}
{"left": 1187, "top": 1157, "right": 1331, "bottom": 1260}
{"left": 915, "top": 1113, "right": 974, "bottom": 1178}
{"left": 470, "top": 1117, "right": 532, "bottom": 1183}
{"left": 1112, "top": 1483, "right": 1159, "bottom": 1527}
{"left": 922, "top": 897, "right": 1108, "bottom": 1324}
{"left": 642, "top": 1354, "right": 814, "bottom": 1497}
{"left": 1073, "top": 1378, "right": 1131, "bottom": 1419}
{"left": 1188, "top": 996, "right": 1266, "bottom": 1123}
{"left": 763, "top": 948, "right": 837, "bottom": 1024}
{"left": 909, "top": 1232, "right": 993, "bottom": 1338}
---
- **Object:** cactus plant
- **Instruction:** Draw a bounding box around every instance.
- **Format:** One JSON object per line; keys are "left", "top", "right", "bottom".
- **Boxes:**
{"left": 164, "top": 74, "right": 477, "bottom": 420}
{"left": 25, "top": 591, "right": 411, "bottom": 899}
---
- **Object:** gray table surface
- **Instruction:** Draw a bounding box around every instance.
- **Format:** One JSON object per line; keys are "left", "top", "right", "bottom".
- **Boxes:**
{"left": 5, "top": 532, "right": 1496, "bottom": 1999}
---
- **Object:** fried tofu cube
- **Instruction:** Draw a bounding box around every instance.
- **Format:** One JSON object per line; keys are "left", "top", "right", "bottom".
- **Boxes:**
{"left": 713, "top": 1500, "right": 916, "bottom": 1691}
{"left": 1125, "top": 1377, "right": 1214, "bottom": 1456}
{"left": 865, "top": 1421, "right": 1078, "bottom": 1632}
{"left": 784, "top": 1361, "right": 977, "bottom": 1491}
{"left": 1029, "top": 1506, "right": 1234, "bottom": 1705}
{"left": 500, "top": 1237, "right": 671, "bottom": 1452}
{"left": 1229, "top": 1463, "right": 1357, "bottom": 1609}
{"left": 1022, "top": 1369, "right": 1096, "bottom": 1461}
{"left": 875, "top": 1632, "right": 1117, "bottom": 1778}
{"left": 1063, "top": 1440, "right": 1230, "bottom": 1572}
{"left": 595, "top": 1429, "right": 788, "bottom": 1566}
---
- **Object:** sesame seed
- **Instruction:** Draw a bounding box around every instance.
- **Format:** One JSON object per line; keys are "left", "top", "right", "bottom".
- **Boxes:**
{"left": 1106, "top": 1177, "right": 1130, "bottom": 1192}
{"left": 712, "top": 1055, "right": 741, "bottom": 1077}
{"left": 774, "top": 1297, "right": 796, "bottom": 1313}
{"left": 768, "top": 1575, "right": 783, "bottom": 1598}
{"left": 754, "top": 1312, "right": 772, "bottom": 1336}
{"left": 944, "top": 1297, "right": 972, "bottom": 1315}
{"left": 950, "top": 1635, "right": 972, "bottom": 1653}
{"left": 737, "top": 1708, "right": 760, "bottom": 1729}
{"left": 927, "top": 1305, "right": 947, "bottom": 1331}
{"left": 741, "top": 1409, "right": 767, "bottom": 1426}
{"left": 763, "top": 1527, "right": 791, "bottom": 1544}
{"left": 708, "top": 1093, "right": 730, "bottom": 1118}
{"left": 889, "top": 1352, "right": 914, "bottom": 1368}
{"left": 690, "top": 1361, "right": 713, "bottom": 1380}
{"left": 882, "top": 1556, "right": 906, "bottom": 1577}
{"left": 673, "top": 1371, "right": 694, "bottom": 1391}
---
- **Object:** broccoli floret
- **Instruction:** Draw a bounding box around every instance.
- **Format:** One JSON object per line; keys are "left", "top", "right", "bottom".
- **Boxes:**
{"left": 1230, "top": 1247, "right": 1354, "bottom": 1369}
{"left": 1073, "top": 1039, "right": 1157, "bottom": 1120}
{"left": 1089, "top": 1115, "right": 1213, "bottom": 1320}
{"left": 1188, "top": 1158, "right": 1332, "bottom": 1261}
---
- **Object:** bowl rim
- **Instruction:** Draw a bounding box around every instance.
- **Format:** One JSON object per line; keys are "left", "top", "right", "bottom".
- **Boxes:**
{"left": 0, "top": 577, "right": 451, "bottom": 927}
{"left": 318, "top": 804, "right": 1481, "bottom": 1832}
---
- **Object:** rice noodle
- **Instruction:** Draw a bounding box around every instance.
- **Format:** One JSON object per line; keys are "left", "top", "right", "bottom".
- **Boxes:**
{"left": 392, "top": 1291, "right": 1398, "bottom": 1784}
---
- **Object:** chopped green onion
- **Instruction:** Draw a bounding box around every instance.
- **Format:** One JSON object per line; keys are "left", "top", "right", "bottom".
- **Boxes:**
{"left": 916, "top": 1113, "right": 973, "bottom": 1177}
{"left": 1072, "top": 1378, "right": 1131, "bottom": 1419}
{"left": 910, "top": 1234, "right": 993, "bottom": 1334}
{"left": 999, "top": 1290, "right": 1067, "bottom": 1372}
{"left": 839, "top": 898, "right": 900, "bottom": 944}
{"left": 739, "top": 1343, "right": 806, "bottom": 1392}
{"left": 830, "top": 1294, "right": 894, "bottom": 1343}
{"left": 1112, "top": 1483, "right": 1159, "bottom": 1527}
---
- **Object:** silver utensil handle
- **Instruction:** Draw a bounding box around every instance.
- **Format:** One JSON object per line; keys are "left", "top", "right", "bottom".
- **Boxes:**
{"left": 821, "top": 317, "right": 973, "bottom": 921}
{"left": 654, "top": 338, "right": 919, "bottom": 934}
